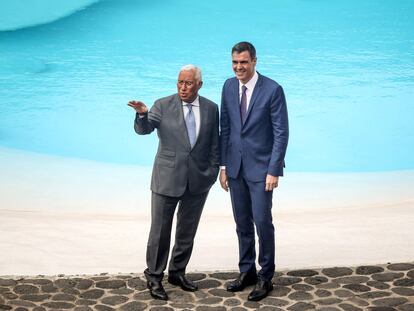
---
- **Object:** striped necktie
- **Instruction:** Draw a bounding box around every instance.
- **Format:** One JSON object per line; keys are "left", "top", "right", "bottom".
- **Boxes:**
{"left": 185, "top": 103, "right": 196, "bottom": 147}
{"left": 240, "top": 85, "right": 247, "bottom": 123}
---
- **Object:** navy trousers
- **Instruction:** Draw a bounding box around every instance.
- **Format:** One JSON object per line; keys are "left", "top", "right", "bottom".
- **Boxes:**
{"left": 229, "top": 166, "right": 275, "bottom": 281}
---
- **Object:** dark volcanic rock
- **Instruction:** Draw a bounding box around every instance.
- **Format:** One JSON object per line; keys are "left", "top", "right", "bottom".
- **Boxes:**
{"left": 332, "top": 276, "right": 370, "bottom": 284}
{"left": 101, "top": 295, "right": 129, "bottom": 305}
{"left": 95, "top": 280, "right": 126, "bottom": 289}
{"left": 322, "top": 267, "right": 353, "bottom": 278}
{"left": 76, "top": 279, "right": 94, "bottom": 290}
{"left": 187, "top": 273, "right": 207, "bottom": 281}
{"left": 304, "top": 276, "right": 329, "bottom": 285}
{"left": 371, "top": 297, "right": 408, "bottom": 307}
{"left": 80, "top": 289, "right": 105, "bottom": 299}
{"left": 13, "top": 285, "right": 39, "bottom": 295}
{"left": 288, "top": 291, "right": 313, "bottom": 301}
{"left": 372, "top": 272, "right": 404, "bottom": 282}
{"left": 314, "top": 297, "right": 342, "bottom": 305}
{"left": 269, "top": 285, "right": 292, "bottom": 297}
{"left": 41, "top": 301, "right": 75, "bottom": 309}
{"left": 243, "top": 301, "right": 260, "bottom": 309}
{"left": 314, "top": 289, "right": 332, "bottom": 297}
{"left": 356, "top": 266, "right": 385, "bottom": 275}
{"left": 208, "top": 288, "right": 234, "bottom": 297}
{"left": 287, "top": 269, "right": 319, "bottom": 277}
{"left": 367, "top": 281, "right": 390, "bottom": 290}
{"left": 127, "top": 277, "right": 146, "bottom": 290}
{"left": 293, "top": 284, "right": 314, "bottom": 291}
{"left": 149, "top": 307, "right": 174, "bottom": 311}
{"left": 0, "top": 279, "right": 17, "bottom": 287}
{"left": 20, "top": 279, "right": 51, "bottom": 286}
{"left": 287, "top": 301, "right": 316, "bottom": 310}
{"left": 197, "top": 279, "right": 221, "bottom": 289}
{"left": 387, "top": 263, "right": 414, "bottom": 271}
{"left": 393, "top": 278, "right": 414, "bottom": 287}
{"left": 398, "top": 304, "right": 414, "bottom": 311}
{"left": 53, "top": 279, "right": 77, "bottom": 289}
{"left": 197, "top": 297, "right": 222, "bottom": 305}
{"left": 338, "top": 303, "right": 363, "bottom": 311}
{"left": 120, "top": 301, "right": 148, "bottom": 311}
{"left": 196, "top": 307, "right": 227, "bottom": 311}
{"left": 334, "top": 289, "right": 354, "bottom": 298}
{"left": 342, "top": 284, "right": 371, "bottom": 292}
{"left": 391, "top": 287, "right": 414, "bottom": 296}
{"left": 273, "top": 276, "right": 302, "bottom": 286}
{"left": 40, "top": 284, "right": 58, "bottom": 293}
{"left": 260, "top": 297, "right": 290, "bottom": 307}
{"left": 19, "top": 294, "right": 50, "bottom": 302}
{"left": 223, "top": 298, "right": 241, "bottom": 306}
{"left": 75, "top": 299, "right": 96, "bottom": 305}
{"left": 358, "top": 291, "right": 391, "bottom": 299}
{"left": 52, "top": 293, "right": 76, "bottom": 301}
{"left": 95, "top": 305, "right": 115, "bottom": 311}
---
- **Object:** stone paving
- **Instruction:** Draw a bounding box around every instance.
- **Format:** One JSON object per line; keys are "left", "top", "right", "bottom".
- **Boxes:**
{"left": 1, "top": 262, "right": 414, "bottom": 311}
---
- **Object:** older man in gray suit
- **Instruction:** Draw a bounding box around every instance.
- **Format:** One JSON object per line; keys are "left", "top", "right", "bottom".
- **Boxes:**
{"left": 128, "top": 65, "right": 219, "bottom": 300}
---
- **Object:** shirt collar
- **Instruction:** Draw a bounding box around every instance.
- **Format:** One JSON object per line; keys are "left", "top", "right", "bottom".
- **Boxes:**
{"left": 182, "top": 96, "right": 200, "bottom": 107}
{"left": 239, "top": 71, "right": 259, "bottom": 92}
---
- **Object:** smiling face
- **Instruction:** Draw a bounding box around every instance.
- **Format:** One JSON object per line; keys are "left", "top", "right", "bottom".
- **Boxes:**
{"left": 177, "top": 69, "right": 202, "bottom": 103}
{"left": 232, "top": 50, "right": 257, "bottom": 84}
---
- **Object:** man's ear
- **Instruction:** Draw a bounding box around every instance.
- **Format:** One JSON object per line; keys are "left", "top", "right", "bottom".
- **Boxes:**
{"left": 198, "top": 81, "right": 203, "bottom": 89}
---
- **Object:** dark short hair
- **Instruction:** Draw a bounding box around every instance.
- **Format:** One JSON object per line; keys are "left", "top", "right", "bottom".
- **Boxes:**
{"left": 232, "top": 42, "right": 256, "bottom": 59}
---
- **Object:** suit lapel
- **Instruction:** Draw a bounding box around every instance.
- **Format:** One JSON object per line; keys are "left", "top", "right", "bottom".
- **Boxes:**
{"left": 195, "top": 97, "right": 208, "bottom": 148}
{"left": 242, "top": 74, "right": 262, "bottom": 129}
{"left": 172, "top": 94, "right": 192, "bottom": 149}
{"left": 230, "top": 80, "right": 242, "bottom": 131}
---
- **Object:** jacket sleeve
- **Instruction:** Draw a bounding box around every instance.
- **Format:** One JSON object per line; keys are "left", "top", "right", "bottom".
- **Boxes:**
{"left": 134, "top": 100, "right": 162, "bottom": 135}
{"left": 268, "top": 85, "right": 289, "bottom": 176}
{"left": 209, "top": 105, "right": 220, "bottom": 173}
{"left": 219, "top": 83, "right": 230, "bottom": 166}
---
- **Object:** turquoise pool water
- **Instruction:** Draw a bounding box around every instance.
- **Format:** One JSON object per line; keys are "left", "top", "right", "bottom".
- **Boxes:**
{"left": 0, "top": 0, "right": 413, "bottom": 172}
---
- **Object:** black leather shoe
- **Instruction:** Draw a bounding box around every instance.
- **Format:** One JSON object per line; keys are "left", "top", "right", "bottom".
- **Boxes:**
{"left": 247, "top": 279, "right": 273, "bottom": 301}
{"left": 147, "top": 281, "right": 168, "bottom": 300}
{"left": 226, "top": 271, "right": 258, "bottom": 292}
{"left": 168, "top": 275, "right": 198, "bottom": 292}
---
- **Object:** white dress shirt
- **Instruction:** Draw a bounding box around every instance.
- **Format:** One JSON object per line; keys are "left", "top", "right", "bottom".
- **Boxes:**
{"left": 182, "top": 96, "right": 201, "bottom": 139}
{"left": 239, "top": 71, "right": 259, "bottom": 111}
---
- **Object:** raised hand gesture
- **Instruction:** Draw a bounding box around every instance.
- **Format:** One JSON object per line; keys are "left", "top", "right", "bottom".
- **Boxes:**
{"left": 128, "top": 100, "right": 148, "bottom": 114}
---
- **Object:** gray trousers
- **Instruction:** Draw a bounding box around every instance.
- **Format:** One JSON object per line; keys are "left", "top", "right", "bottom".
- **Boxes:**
{"left": 144, "top": 188, "right": 208, "bottom": 282}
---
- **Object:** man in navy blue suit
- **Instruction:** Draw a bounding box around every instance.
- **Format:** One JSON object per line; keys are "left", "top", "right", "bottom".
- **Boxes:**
{"left": 219, "top": 42, "right": 289, "bottom": 301}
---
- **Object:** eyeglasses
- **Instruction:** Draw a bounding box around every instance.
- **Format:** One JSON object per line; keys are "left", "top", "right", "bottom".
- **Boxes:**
{"left": 177, "top": 80, "right": 195, "bottom": 87}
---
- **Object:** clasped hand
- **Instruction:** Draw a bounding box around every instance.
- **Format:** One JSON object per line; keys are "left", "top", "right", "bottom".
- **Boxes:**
{"left": 220, "top": 170, "right": 279, "bottom": 192}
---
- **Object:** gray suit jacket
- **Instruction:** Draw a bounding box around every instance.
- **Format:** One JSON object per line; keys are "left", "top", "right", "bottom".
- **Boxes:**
{"left": 134, "top": 94, "right": 219, "bottom": 197}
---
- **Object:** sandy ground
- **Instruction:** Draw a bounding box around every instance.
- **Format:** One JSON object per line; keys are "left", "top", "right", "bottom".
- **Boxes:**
{"left": 1, "top": 147, "right": 414, "bottom": 276}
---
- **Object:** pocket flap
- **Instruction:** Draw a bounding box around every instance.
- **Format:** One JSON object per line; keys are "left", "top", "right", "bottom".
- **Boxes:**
{"left": 161, "top": 150, "right": 175, "bottom": 157}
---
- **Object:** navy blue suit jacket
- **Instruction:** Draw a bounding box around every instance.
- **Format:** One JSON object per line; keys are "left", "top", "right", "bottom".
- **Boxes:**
{"left": 220, "top": 73, "right": 289, "bottom": 182}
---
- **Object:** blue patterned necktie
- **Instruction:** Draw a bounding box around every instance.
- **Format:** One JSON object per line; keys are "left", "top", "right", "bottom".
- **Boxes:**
{"left": 185, "top": 103, "right": 196, "bottom": 147}
{"left": 240, "top": 85, "right": 247, "bottom": 123}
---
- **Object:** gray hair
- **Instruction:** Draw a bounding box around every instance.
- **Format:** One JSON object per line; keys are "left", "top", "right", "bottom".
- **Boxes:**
{"left": 180, "top": 64, "right": 202, "bottom": 82}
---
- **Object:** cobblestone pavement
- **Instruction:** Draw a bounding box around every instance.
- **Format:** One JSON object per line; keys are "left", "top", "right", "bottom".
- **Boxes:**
{"left": 1, "top": 262, "right": 413, "bottom": 310}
